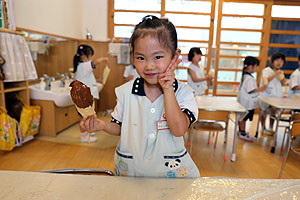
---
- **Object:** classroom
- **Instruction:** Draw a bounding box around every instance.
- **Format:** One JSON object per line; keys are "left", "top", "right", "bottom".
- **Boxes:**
{"left": 0, "top": 0, "right": 300, "bottom": 199}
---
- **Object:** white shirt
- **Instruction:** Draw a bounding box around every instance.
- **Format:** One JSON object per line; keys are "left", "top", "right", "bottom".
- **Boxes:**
{"left": 237, "top": 73, "right": 259, "bottom": 110}
{"left": 74, "top": 61, "right": 99, "bottom": 99}
{"left": 187, "top": 63, "right": 207, "bottom": 96}
{"left": 260, "top": 67, "right": 283, "bottom": 98}
{"left": 123, "top": 65, "right": 139, "bottom": 80}
{"left": 111, "top": 78, "right": 200, "bottom": 178}
{"left": 288, "top": 68, "right": 300, "bottom": 98}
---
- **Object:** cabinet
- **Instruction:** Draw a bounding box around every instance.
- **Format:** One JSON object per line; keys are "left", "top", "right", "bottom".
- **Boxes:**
{"left": 0, "top": 80, "right": 30, "bottom": 108}
{"left": 0, "top": 28, "right": 30, "bottom": 108}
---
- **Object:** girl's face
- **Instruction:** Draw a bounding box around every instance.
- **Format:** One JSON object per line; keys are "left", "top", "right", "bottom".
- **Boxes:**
{"left": 272, "top": 58, "right": 284, "bottom": 69}
{"left": 248, "top": 64, "right": 258, "bottom": 73}
{"left": 133, "top": 35, "right": 175, "bottom": 85}
{"left": 192, "top": 53, "right": 202, "bottom": 63}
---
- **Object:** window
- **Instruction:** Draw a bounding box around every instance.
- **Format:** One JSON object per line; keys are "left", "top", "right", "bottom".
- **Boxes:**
{"left": 109, "top": 0, "right": 215, "bottom": 90}
{"left": 109, "top": 0, "right": 300, "bottom": 96}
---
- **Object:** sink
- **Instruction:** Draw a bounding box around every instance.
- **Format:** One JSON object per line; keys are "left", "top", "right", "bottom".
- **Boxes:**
{"left": 29, "top": 80, "right": 73, "bottom": 107}
{"left": 29, "top": 80, "right": 104, "bottom": 107}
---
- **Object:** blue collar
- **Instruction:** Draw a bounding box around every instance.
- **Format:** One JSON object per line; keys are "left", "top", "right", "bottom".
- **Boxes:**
{"left": 131, "top": 77, "right": 179, "bottom": 96}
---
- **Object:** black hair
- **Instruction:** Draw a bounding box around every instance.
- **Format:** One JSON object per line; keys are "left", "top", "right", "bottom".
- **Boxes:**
{"left": 73, "top": 44, "right": 94, "bottom": 73}
{"left": 130, "top": 15, "right": 178, "bottom": 59}
{"left": 188, "top": 47, "right": 202, "bottom": 61}
{"left": 271, "top": 52, "right": 286, "bottom": 65}
{"left": 298, "top": 54, "right": 300, "bottom": 62}
{"left": 240, "top": 56, "right": 260, "bottom": 89}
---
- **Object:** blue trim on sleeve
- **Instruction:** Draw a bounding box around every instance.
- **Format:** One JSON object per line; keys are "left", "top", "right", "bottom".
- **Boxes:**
{"left": 181, "top": 108, "right": 196, "bottom": 127}
{"left": 111, "top": 117, "right": 122, "bottom": 126}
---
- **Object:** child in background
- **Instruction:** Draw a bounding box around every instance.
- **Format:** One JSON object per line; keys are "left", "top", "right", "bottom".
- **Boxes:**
{"left": 81, "top": 15, "right": 200, "bottom": 178}
{"left": 73, "top": 44, "right": 108, "bottom": 143}
{"left": 237, "top": 56, "right": 267, "bottom": 142}
{"left": 288, "top": 54, "right": 300, "bottom": 99}
{"left": 187, "top": 47, "right": 213, "bottom": 96}
{"left": 259, "top": 52, "right": 286, "bottom": 135}
{"left": 123, "top": 64, "right": 139, "bottom": 82}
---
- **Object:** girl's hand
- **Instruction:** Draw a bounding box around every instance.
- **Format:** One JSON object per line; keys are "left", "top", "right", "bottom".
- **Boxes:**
{"left": 275, "top": 70, "right": 283, "bottom": 77}
{"left": 80, "top": 114, "right": 106, "bottom": 133}
{"left": 102, "top": 57, "right": 109, "bottom": 64}
{"left": 158, "top": 59, "right": 182, "bottom": 90}
{"left": 261, "top": 85, "right": 268, "bottom": 92}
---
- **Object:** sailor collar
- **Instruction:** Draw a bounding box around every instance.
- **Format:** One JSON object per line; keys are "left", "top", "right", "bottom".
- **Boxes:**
{"left": 131, "top": 77, "right": 179, "bottom": 96}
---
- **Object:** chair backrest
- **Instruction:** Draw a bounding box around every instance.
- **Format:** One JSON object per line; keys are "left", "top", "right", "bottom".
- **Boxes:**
{"left": 40, "top": 168, "right": 115, "bottom": 176}
{"left": 198, "top": 109, "right": 229, "bottom": 122}
{"left": 291, "top": 113, "right": 300, "bottom": 137}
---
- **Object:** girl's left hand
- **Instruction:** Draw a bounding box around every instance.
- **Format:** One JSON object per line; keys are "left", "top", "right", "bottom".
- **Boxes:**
{"left": 158, "top": 58, "right": 182, "bottom": 90}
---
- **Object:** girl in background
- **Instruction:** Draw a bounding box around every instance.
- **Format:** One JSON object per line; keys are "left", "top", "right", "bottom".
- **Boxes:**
{"left": 81, "top": 15, "right": 200, "bottom": 178}
{"left": 259, "top": 52, "right": 286, "bottom": 136}
{"left": 123, "top": 64, "right": 139, "bottom": 82}
{"left": 237, "top": 56, "right": 267, "bottom": 142}
{"left": 73, "top": 44, "right": 108, "bottom": 143}
{"left": 288, "top": 54, "right": 300, "bottom": 99}
{"left": 187, "top": 47, "right": 213, "bottom": 96}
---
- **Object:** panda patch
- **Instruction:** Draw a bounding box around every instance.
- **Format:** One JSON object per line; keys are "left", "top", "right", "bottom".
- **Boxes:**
{"left": 165, "top": 159, "right": 181, "bottom": 170}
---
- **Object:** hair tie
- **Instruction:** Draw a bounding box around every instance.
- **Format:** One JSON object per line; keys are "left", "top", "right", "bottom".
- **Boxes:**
{"left": 144, "top": 15, "right": 153, "bottom": 20}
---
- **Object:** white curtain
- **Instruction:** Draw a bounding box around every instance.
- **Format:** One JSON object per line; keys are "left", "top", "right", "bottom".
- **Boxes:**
{"left": 0, "top": 32, "right": 38, "bottom": 82}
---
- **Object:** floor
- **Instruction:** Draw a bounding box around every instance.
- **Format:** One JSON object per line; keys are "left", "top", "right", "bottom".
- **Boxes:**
{"left": 0, "top": 113, "right": 299, "bottom": 179}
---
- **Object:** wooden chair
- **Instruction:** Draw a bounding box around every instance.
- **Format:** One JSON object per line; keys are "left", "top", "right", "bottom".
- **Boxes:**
{"left": 40, "top": 168, "right": 115, "bottom": 176}
{"left": 188, "top": 109, "right": 229, "bottom": 155}
{"left": 278, "top": 113, "right": 300, "bottom": 178}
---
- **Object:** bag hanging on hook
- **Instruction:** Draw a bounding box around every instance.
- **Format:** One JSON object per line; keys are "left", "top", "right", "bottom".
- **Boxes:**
{"left": 0, "top": 106, "right": 17, "bottom": 151}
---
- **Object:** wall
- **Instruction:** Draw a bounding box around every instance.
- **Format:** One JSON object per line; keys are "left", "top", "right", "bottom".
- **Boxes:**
{"left": 82, "top": 0, "right": 107, "bottom": 41}
{"left": 14, "top": 0, "right": 107, "bottom": 40}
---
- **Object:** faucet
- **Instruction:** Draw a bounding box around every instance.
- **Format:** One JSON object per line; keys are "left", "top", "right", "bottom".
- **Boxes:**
{"left": 44, "top": 74, "right": 55, "bottom": 90}
{"left": 56, "top": 73, "right": 69, "bottom": 87}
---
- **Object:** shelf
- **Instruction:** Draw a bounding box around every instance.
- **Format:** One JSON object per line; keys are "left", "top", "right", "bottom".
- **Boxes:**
{"left": 0, "top": 28, "right": 25, "bottom": 36}
{"left": 4, "top": 86, "right": 27, "bottom": 93}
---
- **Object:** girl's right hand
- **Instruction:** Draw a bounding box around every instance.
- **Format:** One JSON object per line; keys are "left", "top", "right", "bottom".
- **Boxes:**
{"left": 275, "top": 70, "right": 283, "bottom": 77}
{"left": 261, "top": 85, "right": 268, "bottom": 92}
{"left": 80, "top": 114, "right": 106, "bottom": 133}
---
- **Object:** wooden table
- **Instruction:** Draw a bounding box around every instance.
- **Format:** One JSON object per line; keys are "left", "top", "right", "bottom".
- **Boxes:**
{"left": 1, "top": 170, "right": 299, "bottom": 199}
{"left": 258, "top": 96, "right": 300, "bottom": 153}
{"left": 195, "top": 96, "right": 247, "bottom": 161}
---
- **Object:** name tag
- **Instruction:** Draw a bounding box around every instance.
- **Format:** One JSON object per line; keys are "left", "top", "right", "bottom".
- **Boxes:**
{"left": 157, "top": 120, "right": 169, "bottom": 130}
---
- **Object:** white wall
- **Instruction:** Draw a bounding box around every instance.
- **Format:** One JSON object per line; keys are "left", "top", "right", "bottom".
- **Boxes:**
{"left": 14, "top": 0, "right": 107, "bottom": 40}
{"left": 82, "top": 0, "right": 107, "bottom": 41}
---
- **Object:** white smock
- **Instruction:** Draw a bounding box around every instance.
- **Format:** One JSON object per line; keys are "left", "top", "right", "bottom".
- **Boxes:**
{"left": 187, "top": 63, "right": 207, "bottom": 96}
{"left": 75, "top": 61, "right": 99, "bottom": 99}
{"left": 237, "top": 73, "right": 259, "bottom": 110}
{"left": 111, "top": 78, "right": 200, "bottom": 178}
{"left": 288, "top": 68, "right": 300, "bottom": 99}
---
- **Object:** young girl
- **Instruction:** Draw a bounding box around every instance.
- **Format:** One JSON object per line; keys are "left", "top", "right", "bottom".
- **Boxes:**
{"left": 81, "top": 15, "right": 200, "bottom": 178}
{"left": 237, "top": 56, "right": 267, "bottom": 142}
{"left": 187, "top": 47, "right": 213, "bottom": 96}
{"left": 259, "top": 52, "right": 286, "bottom": 135}
{"left": 73, "top": 44, "right": 108, "bottom": 143}
{"left": 288, "top": 54, "right": 300, "bottom": 99}
{"left": 123, "top": 64, "right": 139, "bottom": 82}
